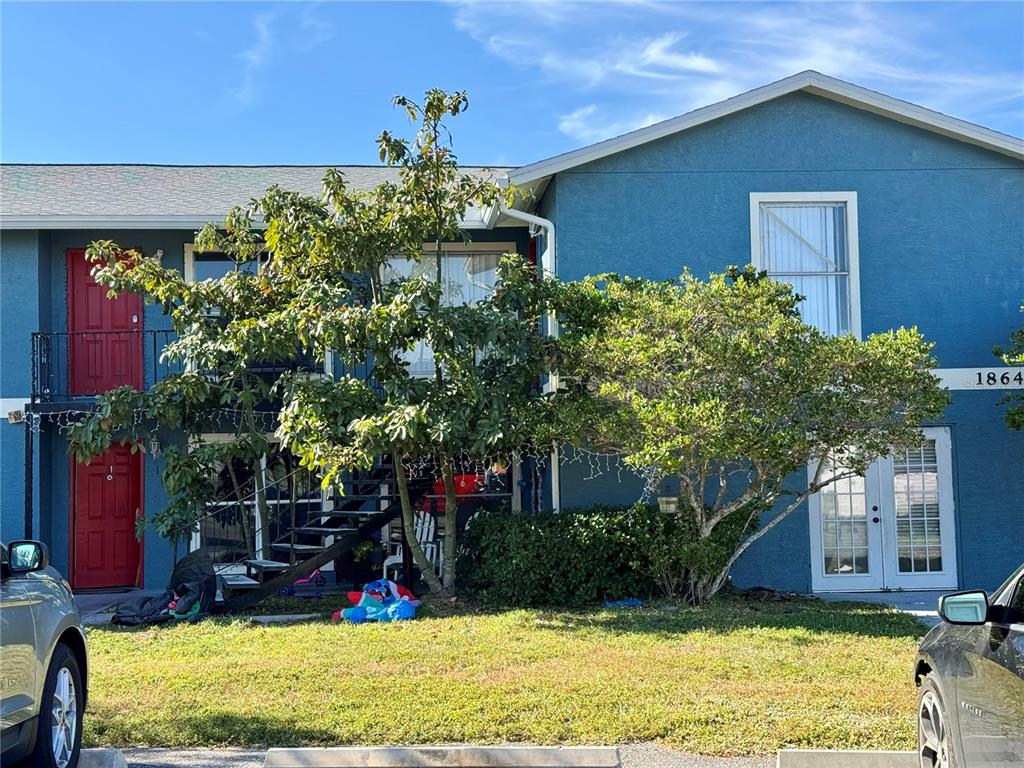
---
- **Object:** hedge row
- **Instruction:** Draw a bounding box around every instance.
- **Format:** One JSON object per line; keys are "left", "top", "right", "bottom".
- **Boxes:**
{"left": 457, "top": 505, "right": 671, "bottom": 607}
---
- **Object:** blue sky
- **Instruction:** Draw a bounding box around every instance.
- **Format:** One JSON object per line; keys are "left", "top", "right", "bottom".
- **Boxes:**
{"left": 2, "top": 1, "right": 1021, "bottom": 166}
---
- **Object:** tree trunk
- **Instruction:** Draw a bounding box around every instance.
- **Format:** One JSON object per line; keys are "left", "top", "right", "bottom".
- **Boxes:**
{"left": 440, "top": 456, "right": 459, "bottom": 589}
{"left": 394, "top": 456, "right": 445, "bottom": 594}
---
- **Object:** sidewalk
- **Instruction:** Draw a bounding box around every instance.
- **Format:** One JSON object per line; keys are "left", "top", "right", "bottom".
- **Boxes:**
{"left": 816, "top": 589, "right": 944, "bottom": 627}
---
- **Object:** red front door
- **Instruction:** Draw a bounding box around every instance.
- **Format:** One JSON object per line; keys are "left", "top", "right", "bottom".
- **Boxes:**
{"left": 67, "top": 248, "right": 142, "bottom": 395}
{"left": 72, "top": 444, "right": 143, "bottom": 589}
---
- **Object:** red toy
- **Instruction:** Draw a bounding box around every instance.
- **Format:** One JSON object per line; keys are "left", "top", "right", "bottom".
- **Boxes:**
{"left": 415, "top": 474, "right": 484, "bottom": 512}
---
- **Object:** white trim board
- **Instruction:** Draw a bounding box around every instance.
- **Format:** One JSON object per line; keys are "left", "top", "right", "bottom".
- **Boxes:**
{"left": 935, "top": 367, "right": 1024, "bottom": 390}
{"left": 508, "top": 70, "right": 1024, "bottom": 186}
{"left": 2, "top": 397, "right": 29, "bottom": 418}
{"left": 748, "top": 191, "right": 862, "bottom": 340}
{"left": 1, "top": 210, "right": 496, "bottom": 232}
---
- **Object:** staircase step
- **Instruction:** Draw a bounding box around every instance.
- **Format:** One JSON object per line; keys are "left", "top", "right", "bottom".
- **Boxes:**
{"left": 318, "top": 508, "right": 385, "bottom": 518}
{"left": 221, "top": 574, "right": 260, "bottom": 590}
{"left": 329, "top": 494, "right": 400, "bottom": 503}
{"left": 296, "top": 526, "right": 358, "bottom": 536}
{"left": 271, "top": 543, "right": 327, "bottom": 554}
{"left": 245, "top": 559, "right": 289, "bottom": 572}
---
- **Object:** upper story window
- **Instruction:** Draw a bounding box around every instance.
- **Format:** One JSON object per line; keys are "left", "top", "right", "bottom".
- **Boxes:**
{"left": 749, "top": 192, "right": 861, "bottom": 338}
{"left": 382, "top": 242, "right": 516, "bottom": 377}
{"left": 182, "top": 244, "right": 328, "bottom": 375}
{"left": 184, "top": 244, "right": 261, "bottom": 283}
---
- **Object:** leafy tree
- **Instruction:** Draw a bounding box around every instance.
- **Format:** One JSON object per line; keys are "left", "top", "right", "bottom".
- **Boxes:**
{"left": 568, "top": 266, "right": 950, "bottom": 604}
{"left": 994, "top": 307, "right": 1024, "bottom": 430}
{"left": 76, "top": 89, "right": 597, "bottom": 593}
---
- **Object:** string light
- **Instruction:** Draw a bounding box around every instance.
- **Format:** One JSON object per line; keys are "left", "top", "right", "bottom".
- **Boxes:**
{"left": 32, "top": 407, "right": 661, "bottom": 504}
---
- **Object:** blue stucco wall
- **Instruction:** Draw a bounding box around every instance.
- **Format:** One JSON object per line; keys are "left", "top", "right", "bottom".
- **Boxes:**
{"left": 546, "top": 91, "right": 1024, "bottom": 592}
{"left": 1, "top": 230, "right": 46, "bottom": 542}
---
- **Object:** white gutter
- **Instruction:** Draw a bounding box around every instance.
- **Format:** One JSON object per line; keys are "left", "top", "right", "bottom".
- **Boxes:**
{"left": 499, "top": 201, "right": 560, "bottom": 512}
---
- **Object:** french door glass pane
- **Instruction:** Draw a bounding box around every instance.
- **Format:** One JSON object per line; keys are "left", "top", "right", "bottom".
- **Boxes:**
{"left": 819, "top": 466, "right": 869, "bottom": 575}
{"left": 893, "top": 439, "right": 942, "bottom": 573}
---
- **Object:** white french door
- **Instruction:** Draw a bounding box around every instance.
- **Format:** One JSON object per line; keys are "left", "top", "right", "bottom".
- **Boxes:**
{"left": 809, "top": 428, "right": 957, "bottom": 592}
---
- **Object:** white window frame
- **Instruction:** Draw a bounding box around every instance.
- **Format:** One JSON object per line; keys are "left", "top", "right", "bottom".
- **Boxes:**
{"left": 748, "top": 192, "right": 862, "bottom": 339}
{"left": 183, "top": 242, "right": 198, "bottom": 282}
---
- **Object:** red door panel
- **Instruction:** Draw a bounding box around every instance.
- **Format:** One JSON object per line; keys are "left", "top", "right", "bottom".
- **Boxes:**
{"left": 67, "top": 248, "right": 142, "bottom": 395}
{"left": 72, "top": 444, "right": 143, "bottom": 589}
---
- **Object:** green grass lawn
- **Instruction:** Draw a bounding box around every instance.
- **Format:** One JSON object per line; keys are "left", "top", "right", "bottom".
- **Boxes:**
{"left": 83, "top": 597, "right": 926, "bottom": 756}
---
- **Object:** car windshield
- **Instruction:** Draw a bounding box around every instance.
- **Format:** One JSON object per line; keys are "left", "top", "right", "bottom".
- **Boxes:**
{"left": 991, "top": 563, "right": 1024, "bottom": 604}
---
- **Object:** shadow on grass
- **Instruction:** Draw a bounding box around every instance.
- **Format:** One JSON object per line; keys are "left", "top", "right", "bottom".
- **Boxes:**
{"left": 93, "top": 593, "right": 926, "bottom": 642}
{"left": 527, "top": 596, "right": 928, "bottom": 640}
{"left": 88, "top": 709, "right": 340, "bottom": 749}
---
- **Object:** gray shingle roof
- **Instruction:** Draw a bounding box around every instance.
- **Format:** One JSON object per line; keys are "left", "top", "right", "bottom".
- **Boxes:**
{"left": 0, "top": 164, "right": 508, "bottom": 224}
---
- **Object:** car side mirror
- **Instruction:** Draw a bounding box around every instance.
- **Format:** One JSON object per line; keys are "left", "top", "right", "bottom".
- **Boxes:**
{"left": 938, "top": 590, "right": 989, "bottom": 625}
{"left": 7, "top": 540, "right": 49, "bottom": 575}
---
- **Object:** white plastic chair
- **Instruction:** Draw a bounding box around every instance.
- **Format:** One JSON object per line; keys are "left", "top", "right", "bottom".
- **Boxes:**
{"left": 383, "top": 512, "right": 442, "bottom": 580}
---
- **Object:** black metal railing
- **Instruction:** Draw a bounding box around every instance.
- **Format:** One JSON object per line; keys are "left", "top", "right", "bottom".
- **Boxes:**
{"left": 29, "top": 331, "right": 368, "bottom": 403}
{"left": 31, "top": 330, "right": 182, "bottom": 403}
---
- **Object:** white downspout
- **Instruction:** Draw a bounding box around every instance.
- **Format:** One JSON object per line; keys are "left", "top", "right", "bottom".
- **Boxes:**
{"left": 498, "top": 202, "right": 560, "bottom": 513}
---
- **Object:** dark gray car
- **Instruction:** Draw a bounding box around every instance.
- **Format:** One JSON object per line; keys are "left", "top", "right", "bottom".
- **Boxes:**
{"left": 0, "top": 540, "right": 88, "bottom": 768}
{"left": 915, "top": 563, "right": 1024, "bottom": 768}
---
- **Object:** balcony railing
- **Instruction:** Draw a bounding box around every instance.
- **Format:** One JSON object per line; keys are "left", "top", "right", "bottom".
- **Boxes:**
{"left": 31, "top": 330, "right": 182, "bottom": 403}
{"left": 30, "top": 330, "right": 371, "bottom": 404}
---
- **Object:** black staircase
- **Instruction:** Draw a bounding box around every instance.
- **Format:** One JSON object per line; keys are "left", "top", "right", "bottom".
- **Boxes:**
{"left": 212, "top": 456, "right": 432, "bottom": 613}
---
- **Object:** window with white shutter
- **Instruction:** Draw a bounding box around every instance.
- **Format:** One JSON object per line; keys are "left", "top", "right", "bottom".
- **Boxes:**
{"left": 749, "top": 192, "right": 861, "bottom": 338}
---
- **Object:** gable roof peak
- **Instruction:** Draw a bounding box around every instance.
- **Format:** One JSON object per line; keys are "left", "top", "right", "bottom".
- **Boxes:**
{"left": 508, "top": 71, "right": 1024, "bottom": 186}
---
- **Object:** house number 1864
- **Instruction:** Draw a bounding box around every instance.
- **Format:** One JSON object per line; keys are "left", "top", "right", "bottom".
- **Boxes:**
{"left": 977, "top": 370, "right": 1024, "bottom": 386}
{"left": 935, "top": 368, "right": 1024, "bottom": 390}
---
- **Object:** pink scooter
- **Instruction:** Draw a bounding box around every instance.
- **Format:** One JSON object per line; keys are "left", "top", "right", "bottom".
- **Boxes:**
{"left": 280, "top": 568, "right": 327, "bottom": 598}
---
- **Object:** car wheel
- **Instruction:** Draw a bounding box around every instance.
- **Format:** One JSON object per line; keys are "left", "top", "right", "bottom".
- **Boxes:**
{"left": 919, "top": 674, "right": 958, "bottom": 768}
{"left": 27, "top": 644, "right": 84, "bottom": 768}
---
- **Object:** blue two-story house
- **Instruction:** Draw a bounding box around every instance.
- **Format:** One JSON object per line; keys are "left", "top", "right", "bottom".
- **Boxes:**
{"left": 2, "top": 71, "right": 1022, "bottom": 596}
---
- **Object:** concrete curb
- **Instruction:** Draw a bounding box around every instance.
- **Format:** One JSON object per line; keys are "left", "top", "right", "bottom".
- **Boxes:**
{"left": 776, "top": 750, "right": 916, "bottom": 768}
{"left": 264, "top": 746, "right": 621, "bottom": 767}
{"left": 81, "top": 748, "right": 129, "bottom": 768}
{"left": 250, "top": 613, "right": 323, "bottom": 625}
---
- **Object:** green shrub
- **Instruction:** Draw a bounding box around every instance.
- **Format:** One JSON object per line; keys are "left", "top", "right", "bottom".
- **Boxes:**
{"left": 457, "top": 505, "right": 687, "bottom": 607}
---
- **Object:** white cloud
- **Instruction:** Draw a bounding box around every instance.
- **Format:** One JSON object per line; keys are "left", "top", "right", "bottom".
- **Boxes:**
{"left": 298, "top": 2, "right": 336, "bottom": 53}
{"left": 558, "top": 104, "right": 672, "bottom": 144}
{"left": 449, "top": 0, "right": 1023, "bottom": 145}
{"left": 230, "top": 4, "right": 336, "bottom": 106}
{"left": 233, "top": 12, "right": 275, "bottom": 105}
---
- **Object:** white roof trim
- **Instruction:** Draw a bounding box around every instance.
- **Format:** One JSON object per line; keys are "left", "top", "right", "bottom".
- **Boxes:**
{"left": 0, "top": 215, "right": 227, "bottom": 230}
{"left": 1, "top": 211, "right": 493, "bottom": 231}
{"left": 508, "top": 71, "right": 1024, "bottom": 185}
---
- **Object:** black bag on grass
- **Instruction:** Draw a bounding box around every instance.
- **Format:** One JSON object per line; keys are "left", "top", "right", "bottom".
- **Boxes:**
{"left": 111, "top": 548, "right": 217, "bottom": 625}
